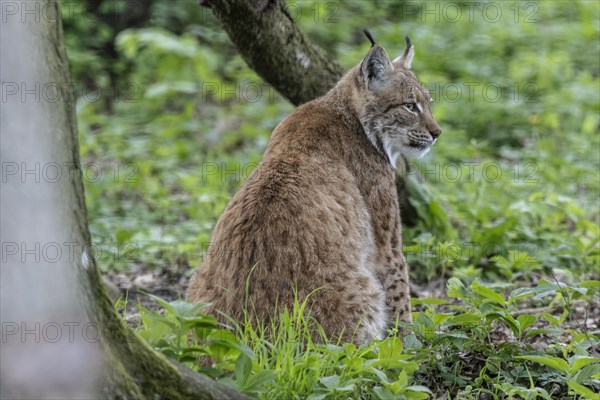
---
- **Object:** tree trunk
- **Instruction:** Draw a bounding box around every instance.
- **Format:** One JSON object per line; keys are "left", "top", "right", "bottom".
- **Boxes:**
{"left": 201, "top": 0, "right": 419, "bottom": 225}
{"left": 0, "top": 1, "right": 249, "bottom": 399}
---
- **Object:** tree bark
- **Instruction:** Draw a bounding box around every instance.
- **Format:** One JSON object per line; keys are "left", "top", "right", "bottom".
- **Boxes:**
{"left": 203, "top": 0, "right": 344, "bottom": 106}
{"left": 202, "top": 0, "right": 419, "bottom": 225}
{"left": 0, "top": 1, "right": 249, "bottom": 399}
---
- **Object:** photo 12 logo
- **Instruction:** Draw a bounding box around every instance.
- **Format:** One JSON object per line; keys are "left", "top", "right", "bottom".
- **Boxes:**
{"left": 1, "top": 320, "right": 138, "bottom": 344}
{"left": 1, "top": 162, "right": 139, "bottom": 184}
{"left": 408, "top": 161, "right": 539, "bottom": 184}
{"left": 399, "top": 2, "right": 539, "bottom": 24}
{"left": 427, "top": 81, "right": 539, "bottom": 104}
{"left": 200, "top": 81, "right": 277, "bottom": 104}
{"left": 1, "top": 82, "right": 139, "bottom": 104}
{"left": 1, "top": 1, "right": 144, "bottom": 24}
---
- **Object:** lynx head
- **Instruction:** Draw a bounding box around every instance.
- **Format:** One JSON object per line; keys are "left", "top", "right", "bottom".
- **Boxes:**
{"left": 353, "top": 33, "right": 441, "bottom": 166}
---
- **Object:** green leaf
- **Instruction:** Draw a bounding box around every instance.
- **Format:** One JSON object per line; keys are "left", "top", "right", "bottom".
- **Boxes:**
{"left": 574, "top": 363, "right": 600, "bottom": 384}
{"left": 335, "top": 384, "right": 355, "bottom": 393}
{"left": 446, "top": 313, "right": 482, "bottom": 326}
{"left": 403, "top": 334, "right": 423, "bottom": 350}
{"left": 373, "top": 385, "right": 395, "bottom": 400}
{"left": 366, "top": 358, "right": 418, "bottom": 370}
{"left": 579, "top": 280, "right": 600, "bottom": 290}
{"left": 115, "top": 228, "right": 135, "bottom": 245}
{"left": 182, "top": 315, "right": 219, "bottom": 331}
{"left": 414, "top": 312, "right": 436, "bottom": 341}
{"left": 509, "top": 287, "right": 536, "bottom": 303}
{"left": 517, "top": 314, "right": 537, "bottom": 332}
{"left": 471, "top": 282, "right": 506, "bottom": 305}
{"left": 379, "top": 336, "right": 403, "bottom": 359}
{"left": 319, "top": 375, "right": 340, "bottom": 390}
{"left": 397, "top": 369, "right": 408, "bottom": 388}
{"left": 139, "top": 308, "right": 177, "bottom": 331}
{"left": 405, "top": 389, "right": 431, "bottom": 400}
{"left": 371, "top": 368, "right": 393, "bottom": 385}
{"left": 144, "top": 293, "right": 177, "bottom": 315}
{"left": 206, "top": 333, "right": 247, "bottom": 360}
{"left": 415, "top": 312, "right": 435, "bottom": 328}
{"left": 432, "top": 313, "right": 453, "bottom": 326}
{"left": 524, "top": 328, "right": 562, "bottom": 339}
{"left": 486, "top": 311, "right": 520, "bottom": 337}
{"left": 517, "top": 355, "right": 570, "bottom": 375}
{"left": 540, "top": 312, "right": 561, "bottom": 327}
{"left": 447, "top": 278, "right": 467, "bottom": 299}
{"left": 235, "top": 353, "right": 252, "bottom": 383}
{"left": 407, "top": 385, "right": 432, "bottom": 393}
{"left": 442, "top": 332, "right": 470, "bottom": 340}
{"left": 168, "top": 300, "right": 206, "bottom": 317}
{"left": 411, "top": 298, "right": 450, "bottom": 306}
{"left": 532, "top": 284, "right": 560, "bottom": 299}
{"left": 569, "top": 355, "right": 599, "bottom": 373}
{"left": 306, "top": 392, "right": 329, "bottom": 400}
{"left": 243, "top": 370, "right": 277, "bottom": 395}
{"left": 567, "top": 381, "right": 600, "bottom": 400}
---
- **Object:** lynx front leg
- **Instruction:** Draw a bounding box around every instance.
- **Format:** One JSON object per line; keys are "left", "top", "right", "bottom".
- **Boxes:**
{"left": 383, "top": 254, "right": 412, "bottom": 328}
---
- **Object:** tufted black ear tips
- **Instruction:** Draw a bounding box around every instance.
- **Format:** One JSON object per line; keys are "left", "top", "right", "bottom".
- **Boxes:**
{"left": 363, "top": 30, "right": 376, "bottom": 47}
{"left": 393, "top": 34, "right": 415, "bottom": 70}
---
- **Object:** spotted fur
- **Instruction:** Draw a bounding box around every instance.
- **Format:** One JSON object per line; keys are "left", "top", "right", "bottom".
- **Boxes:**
{"left": 187, "top": 37, "right": 441, "bottom": 343}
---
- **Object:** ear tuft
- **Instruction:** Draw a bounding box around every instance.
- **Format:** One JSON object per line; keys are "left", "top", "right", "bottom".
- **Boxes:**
{"left": 360, "top": 45, "right": 393, "bottom": 89}
{"left": 363, "top": 29, "right": 376, "bottom": 47}
{"left": 393, "top": 35, "right": 415, "bottom": 70}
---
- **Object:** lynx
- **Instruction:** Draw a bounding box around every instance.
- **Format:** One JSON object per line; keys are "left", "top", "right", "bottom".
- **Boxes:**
{"left": 187, "top": 34, "right": 441, "bottom": 343}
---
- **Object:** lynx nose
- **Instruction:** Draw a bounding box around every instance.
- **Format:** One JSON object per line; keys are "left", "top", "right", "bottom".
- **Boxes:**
{"left": 429, "top": 128, "right": 441, "bottom": 140}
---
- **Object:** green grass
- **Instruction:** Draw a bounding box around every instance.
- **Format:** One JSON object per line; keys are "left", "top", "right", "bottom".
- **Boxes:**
{"left": 65, "top": 0, "right": 600, "bottom": 398}
{"left": 131, "top": 277, "right": 599, "bottom": 399}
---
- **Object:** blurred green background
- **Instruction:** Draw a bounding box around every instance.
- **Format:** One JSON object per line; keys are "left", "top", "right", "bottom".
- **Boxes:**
{"left": 62, "top": 0, "right": 599, "bottom": 286}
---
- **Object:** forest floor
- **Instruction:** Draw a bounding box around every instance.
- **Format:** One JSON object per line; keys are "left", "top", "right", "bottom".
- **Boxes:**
{"left": 104, "top": 264, "right": 600, "bottom": 345}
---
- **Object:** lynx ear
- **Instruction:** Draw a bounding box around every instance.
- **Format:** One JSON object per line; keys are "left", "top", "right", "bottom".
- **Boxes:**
{"left": 360, "top": 45, "right": 393, "bottom": 89}
{"left": 393, "top": 35, "right": 414, "bottom": 70}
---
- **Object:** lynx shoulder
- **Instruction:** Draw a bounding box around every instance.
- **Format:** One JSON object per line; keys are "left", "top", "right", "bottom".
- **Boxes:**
{"left": 187, "top": 34, "right": 441, "bottom": 343}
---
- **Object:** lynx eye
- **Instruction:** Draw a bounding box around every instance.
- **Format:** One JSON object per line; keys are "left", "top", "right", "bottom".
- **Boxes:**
{"left": 403, "top": 102, "right": 417, "bottom": 112}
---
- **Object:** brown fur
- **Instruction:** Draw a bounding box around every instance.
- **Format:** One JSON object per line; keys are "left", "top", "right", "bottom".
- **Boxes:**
{"left": 187, "top": 38, "right": 441, "bottom": 343}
